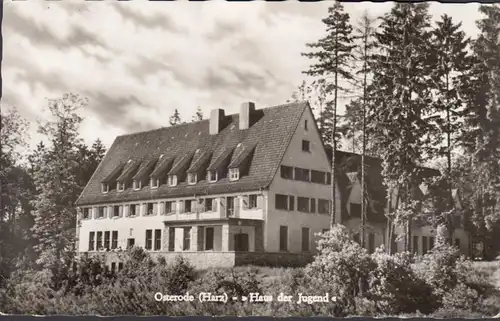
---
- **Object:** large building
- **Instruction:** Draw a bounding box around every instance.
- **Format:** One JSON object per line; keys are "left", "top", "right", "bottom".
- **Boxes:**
{"left": 75, "top": 101, "right": 470, "bottom": 269}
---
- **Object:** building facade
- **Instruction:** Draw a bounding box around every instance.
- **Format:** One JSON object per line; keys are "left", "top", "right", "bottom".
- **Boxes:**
{"left": 75, "top": 101, "right": 470, "bottom": 269}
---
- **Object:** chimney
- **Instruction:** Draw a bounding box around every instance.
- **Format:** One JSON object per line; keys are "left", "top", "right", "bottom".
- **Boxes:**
{"left": 239, "top": 102, "right": 256, "bottom": 130}
{"left": 210, "top": 109, "right": 225, "bottom": 135}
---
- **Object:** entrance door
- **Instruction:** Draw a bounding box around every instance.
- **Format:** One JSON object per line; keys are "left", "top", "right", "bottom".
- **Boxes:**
{"left": 234, "top": 233, "right": 249, "bottom": 252}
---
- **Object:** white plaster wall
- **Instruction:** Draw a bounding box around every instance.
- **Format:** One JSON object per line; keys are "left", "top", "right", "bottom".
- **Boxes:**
{"left": 267, "top": 105, "right": 340, "bottom": 253}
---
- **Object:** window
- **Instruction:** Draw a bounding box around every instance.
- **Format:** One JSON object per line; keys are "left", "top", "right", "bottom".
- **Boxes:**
{"left": 229, "top": 168, "right": 239, "bottom": 181}
{"left": 168, "top": 175, "right": 178, "bottom": 187}
{"left": 145, "top": 230, "right": 153, "bottom": 250}
{"left": 310, "top": 198, "right": 316, "bottom": 213}
{"left": 154, "top": 229, "right": 162, "bottom": 251}
{"left": 302, "top": 228, "right": 310, "bottom": 252}
{"left": 413, "top": 235, "right": 419, "bottom": 254}
{"left": 117, "top": 181, "right": 125, "bottom": 192}
{"left": 455, "top": 238, "right": 460, "bottom": 248}
{"left": 150, "top": 178, "right": 159, "bottom": 189}
{"left": 97, "top": 231, "right": 103, "bottom": 250}
{"left": 207, "top": 171, "right": 217, "bottom": 182}
{"left": 422, "top": 236, "right": 428, "bottom": 254}
{"left": 318, "top": 199, "right": 330, "bottom": 214}
{"left": 111, "top": 262, "right": 116, "bottom": 273}
{"left": 98, "top": 206, "right": 106, "bottom": 218}
{"left": 429, "top": 237, "right": 435, "bottom": 250}
{"left": 82, "top": 208, "right": 90, "bottom": 219}
{"left": 298, "top": 197, "right": 310, "bottom": 213}
{"left": 118, "top": 262, "right": 124, "bottom": 271}
{"left": 113, "top": 205, "right": 120, "bottom": 217}
{"left": 184, "top": 200, "right": 192, "bottom": 213}
{"left": 127, "top": 238, "right": 135, "bottom": 249}
{"left": 104, "top": 231, "right": 110, "bottom": 250}
{"left": 187, "top": 173, "right": 197, "bottom": 185}
{"left": 168, "top": 228, "right": 175, "bottom": 252}
{"left": 89, "top": 232, "right": 95, "bottom": 251}
{"left": 101, "top": 183, "right": 109, "bottom": 193}
{"left": 226, "top": 197, "right": 234, "bottom": 217}
{"left": 183, "top": 227, "right": 191, "bottom": 251}
{"left": 304, "top": 119, "right": 308, "bottom": 130}
{"left": 248, "top": 195, "right": 258, "bottom": 209}
{"left": 302, "top": 139, "right": 310, "bottom": 152}
{"left": 280, "top": 165, "right": 293, "bottom": 179}
{"left": 275, "top": 194, "right": 294, "bottom": 211}
{"left": 279, "top": 226, "right": 288, "bottom": 251}
{"left": 311, "top": 170, "right": 326, "bottom": 184}
{"left": 205, "top": 198, "right": 214, "bottom": 212}
{"left": 129, "top": 204, "right": 137, "bottom": 216}
{"left": 322, "top": 229, "right": 329, "bottom": 234}
{"left": 350, "top": 203, "right": 361, "bottom": 217}
{"left": 205, "top": 227, "right": 214, "bottom": 250}
{"left": 147, "top": 203, "right": 154, "bottom": 215}
{"left": 368, "top": 233, "right": 375, "bottom": 253}
{"left": 112, "top": 231, "right": 118, "bottom": 249}
{"left": 164, "top": 201, "right": 174, "bottom": 214}
{"left": 326, "top": 173, "right": 332, "bottom": 185}
{"left": 133, "top": 180, "right": 141, "bottom": 190}
{"left": 294, "top": 167, "right": 310, "bottom": 182}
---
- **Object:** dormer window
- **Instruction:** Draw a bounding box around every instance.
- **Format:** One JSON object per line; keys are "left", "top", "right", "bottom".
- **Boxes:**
{"left": 187, "top": 173, "right": 197, "bottom": 185}
{"left": 168, "top": 175, "right": 178, "bottom": 187}
{"left": 150, "top": 178, "right": 159, "bottom": 189}
{"left": 101, "top": 183, "right": 109, "bottom": 194}
{"left": 117, "top": 181, "right": 125, "bottom": 192}
{"left": 229, "top": 168, "right": 239, "bottom": 181}
{"left": 207, "top": 171, "right": 218, "bottom": 183}
{"left": 133, "top": 180, "right": 141, "bottom": 190}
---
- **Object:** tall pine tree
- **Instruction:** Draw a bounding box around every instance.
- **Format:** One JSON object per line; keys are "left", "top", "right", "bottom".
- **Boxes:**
{"left": 302, "top": 1, "right": 355, "bottom": 227}
{"left": 369, "top": 3, "right": 434, "bottom": 252}
{"left": 31, "top": 94, "right": 87, "bottom": 288}
{"left": 169, "top": 109, "right": 182, "bottom": 126}
{"left": 425, "top": 14, "right": 472, "bottom": 244}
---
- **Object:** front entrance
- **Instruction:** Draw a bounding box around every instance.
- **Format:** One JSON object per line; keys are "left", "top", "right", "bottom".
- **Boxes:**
{"left": 234, "top": 233, "right": 249, "bottom": 252}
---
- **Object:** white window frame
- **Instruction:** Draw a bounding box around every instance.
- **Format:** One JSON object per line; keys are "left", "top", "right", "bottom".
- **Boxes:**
{"left": 101, "top": 183, "right": 109, "bottom": 194}
{"left": 229, "top": 168, "right": 240, "bottom": 181}
{"left": 187, "top": 173, "right": 197, "bottom": 185}
{"left": 83, "top": 207, "right": 90, "bottom": 219}
{"left": 117, "top": 181, "right": 125, "bottom": 192}
{"left": 207, "top": 170, "right": 218, "bottom": 183}
{"left": 168, "top": 175, "right": 178, "bottom": 187}
{"left": 248, "top": 194, "right": 258, "bottom": 209}
{"left": 133, "top": 180, "right": 141, "bottom": 190}
{"left": 150, "top": 177, "right": 159, "bottom": 189}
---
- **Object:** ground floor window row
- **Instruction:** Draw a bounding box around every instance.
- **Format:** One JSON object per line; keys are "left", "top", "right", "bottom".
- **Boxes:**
{"left": 88, "top": 229, "right": 162, "bottom": 251}
{"left": 278, "top": 226, "right": 329, "bottom": 252}
{"left": 410, "top": 235, "right": 461, "bottom": 255}
{"left": 81, "top": 195, "right": 261, "bottom": 219}
{"left": 275, "top": 194, "right": 330, "bottom": 214}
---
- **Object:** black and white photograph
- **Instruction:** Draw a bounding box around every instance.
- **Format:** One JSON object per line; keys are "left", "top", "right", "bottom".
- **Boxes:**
{"left": 1, "top": 0, "right": 500, "bottom": 317}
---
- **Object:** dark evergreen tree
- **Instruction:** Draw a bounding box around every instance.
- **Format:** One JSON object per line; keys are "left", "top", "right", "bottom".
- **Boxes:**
{"left": 423, "top": 14, "right": 473, "bottom": 245}
{"left": 302, "top": 1, "right": 356, "bottom": 227}
{"left": 169, "top": 109, "right": 182, "bottom": 126}
{"left": 192, "top": 106, "right": 203, "bottom": 122}
{"left": 369, "top": 3, "right": 434, "bottom": 252}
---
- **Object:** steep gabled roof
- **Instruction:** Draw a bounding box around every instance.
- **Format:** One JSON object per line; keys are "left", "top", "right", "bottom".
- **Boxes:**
{"left": 325, "top": 148, "right": 441, "bottom": 222}
{"left": 168, "top": 152, "right": 195, "bottom": 176}
{"left": 229, "top": 143, "right": 256, "bottom": 169}
{"left": 76, "top": 102, "right": 307, "bottom": 205}
{"left": 187, "top": 149, "right": 212, "bottom": 174}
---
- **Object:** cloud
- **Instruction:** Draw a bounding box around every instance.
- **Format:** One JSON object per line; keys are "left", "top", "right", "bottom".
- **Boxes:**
{"left": 2, "top": 0, "right": 484, "bottom": 156}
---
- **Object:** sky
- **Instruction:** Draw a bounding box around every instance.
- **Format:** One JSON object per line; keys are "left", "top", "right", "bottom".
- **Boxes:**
{"left": 2, "top": 0, "right": 485, "bottom": 153}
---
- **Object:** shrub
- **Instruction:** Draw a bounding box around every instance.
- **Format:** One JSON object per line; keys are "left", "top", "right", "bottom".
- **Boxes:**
{"left": 305, "top": 225, "right": 375, "bottom": 316}
{"left": 368, "top": 249, "right": 438, "bottom": 315}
